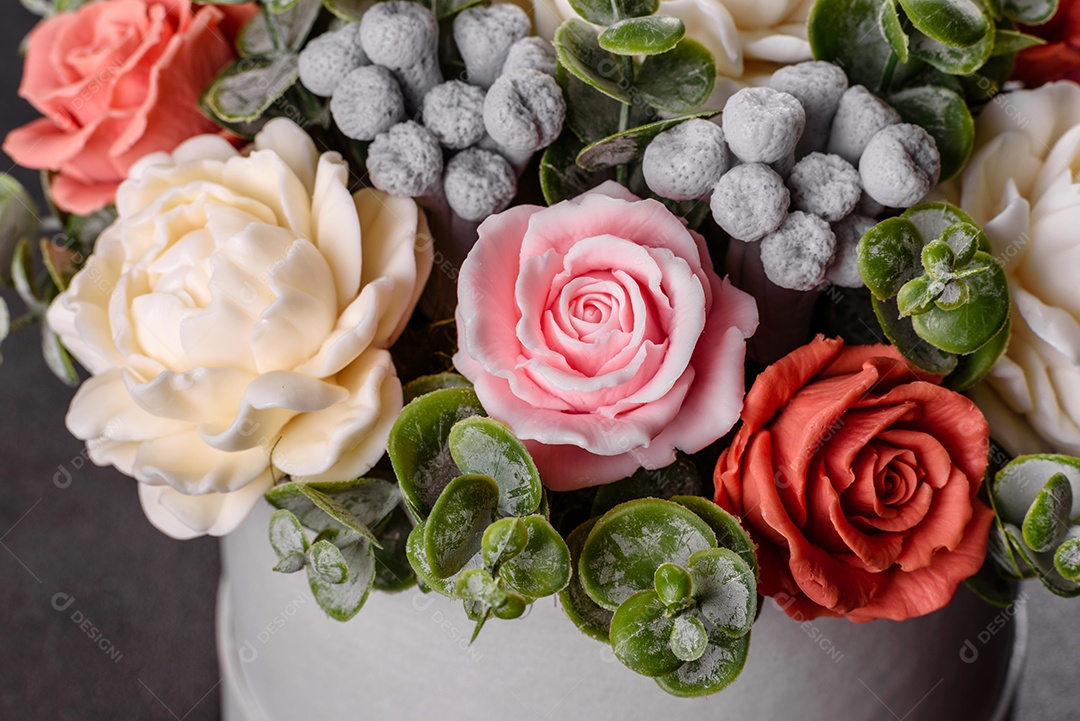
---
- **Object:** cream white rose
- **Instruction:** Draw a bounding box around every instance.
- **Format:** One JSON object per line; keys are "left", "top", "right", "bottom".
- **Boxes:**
{"left": 940, "top": 82, "right": 1080, "bottom": 457}
{"left": 46, "top": 119, "right": 433, "bottom": 539}
{"left": 527, "top": 0, "right": 813, "bottom": 100}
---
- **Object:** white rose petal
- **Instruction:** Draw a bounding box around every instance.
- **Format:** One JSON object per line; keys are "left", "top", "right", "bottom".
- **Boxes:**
{"left": 47, "top": 119, "right": 431, "bottom": 539}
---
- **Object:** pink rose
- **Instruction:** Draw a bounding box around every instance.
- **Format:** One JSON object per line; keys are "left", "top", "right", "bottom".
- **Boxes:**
{"left": 4, "top": 0, "right": 256, "bottom": 215}
{"left": 454, "top": 182, "right": 759, "bottom": 491}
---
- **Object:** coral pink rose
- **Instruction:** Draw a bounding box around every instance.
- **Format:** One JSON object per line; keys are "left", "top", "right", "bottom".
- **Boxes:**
{"left": 714, "top": 336, "right": 994, "bottom": 621}
{"left": 454, "top": 181, "right": 759, "bottom": 491}
{"left": 4, "top": 0, "right": 256, "bottom": 215}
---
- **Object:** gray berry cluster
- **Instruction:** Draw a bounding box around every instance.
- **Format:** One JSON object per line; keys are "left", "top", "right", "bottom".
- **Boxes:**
{"left": 298, "top": 1, "right": 565, "bottom": 222}
{"left": 641, "top": 61, "right": 941, "bottom": 292}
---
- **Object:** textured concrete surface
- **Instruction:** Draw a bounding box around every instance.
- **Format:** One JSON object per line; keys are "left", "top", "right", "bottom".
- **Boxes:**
{"left": 1, "top": 4, "right": 1078, "bottom": 721}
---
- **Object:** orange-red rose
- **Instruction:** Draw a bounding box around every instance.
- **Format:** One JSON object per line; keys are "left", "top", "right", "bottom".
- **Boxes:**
{"left": 1014, "top": 0, "right": 1080, "bottom": 86}
{"left": 4, "top": 0, "right": 256, "bottom": 214}
{"left": 714, "top": 336, "right": 995, "bottom": 622}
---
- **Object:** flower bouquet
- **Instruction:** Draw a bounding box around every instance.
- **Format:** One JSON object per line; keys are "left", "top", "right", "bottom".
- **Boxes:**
{"left": 3, "top": 0, "right": 1079, "bottom": 718}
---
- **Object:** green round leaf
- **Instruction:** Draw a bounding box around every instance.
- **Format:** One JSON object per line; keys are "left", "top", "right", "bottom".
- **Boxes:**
{"left": 634, "top": 40, "right": 716, "bottom": 113}
{"left": 1022, "top": 473, "right": 1074, "bottom": 553}
{"left": 1054, "top": 535, "right": 1080, "bottom": 583}
{"left": 879, "top": 0, "right": 910, "bottom": 62}
{"left": 669, "top": 613, "right": 709, "bottom": 662}
{"left": 870, "top": 295, "right": 959, "bottom": 375}
{"left": 202, "top": 55, "right": 299, "bottom": 124}
{"left": 494, "top": 592, "right": 529, "bottom": 619}
{"left": 593, "top": 457, "right": 706, "bottom": 517}
{"left": 599, "top": 16, "right": 685, "bottom": 56}
{"left": 273, "top": 552, "right": 306, "bottom": 574}
{"left": 237, "top": 0, "right": 320, "bottom": 55}
{"left": 580, "top": 499, "right": 717, "bottom": 610}
{"left": 307, "top": 540, "right": 376, "bottom": 621}
{"left": 809, "top": 0, "right": 896, "bottom": 93}
{"left": 424, "top": 474, "right": 499, "bottom": 578}
{"left": 922, "top": 239, "right": 957, "bottom": 277}
{"left": 455, "top": 568, "right": 507, "bottom": 607}
{"left": 940, "top": 222, "right": 983, "bottom": 266}
{"left": 858, "top": 217, "right": 925, "bottom": 300}
{"left": 991, "top": 29, "right": 1046, "bottom": 56}
{"left": 900, "top": 203, "right": 985, "bottom": 248}
{"left": 909, "top": 22, "right": 995, "bottom": 75}
{"left": 296, "top": 485, "right": 381, "bottom": 547}
{"left": 654, "top": 563, "right": 694, "bottom": 606}
{"left": 269, "top": 508, "right": 310, "bottom": 559}
{"left": 265, "top": 477, "right": 400, "bottom": 543}
{"left": 944, "top": 315, "right": 1010, "bottom": 391}
{"left": 1002, "top": 0, "right": 1058, "bottom": 25}
{"left": 403, "top": 373, "right": 473, "bottom": 405}
{"left": 388, "top": 387, "right": 486, "bottom": 519}
{"left": 575, "top": 111, "right": 718, "bottom": 172}
{"left": 669, "top": 496, "right": 758, "bottom": 580}
{"left": 610, "top": 590, "right": 682, "bottom": 676}
{"left": 322, "top": 0, "right": 375, "bottom": 21}
{"left": 310, "top": 539, "right": 349, "bottom": 584}
{"left": 406, "top": 521, "right": 456, "bottom": 596}
{"left": 482, "top": 517, "right": 530, "bottom": 569}
{"left": 888, "top": 85, "right": 974, "bottom": 181}
{"left": 655, "top": 627, "right": 750, "bottom": 697}
{"left": 910, "top": 252, "right": 1009, "bottom": 354}
{"left": 499, "top": 515, "right": 572, "bottom": 598}
{"left": 567, "top": 0, "right": 659, "bottom": 26}
{"left": 898, "top": 0, "right": 990, "bottom": 48}
{"left": 687, "top": 548, "right": 756, "bottom": 637}
{"left": 449, "top": 416, "right": 542, "bottom": 517}
{"left": 558, "top": 518, "right": 615, "bottom": 642}
{"left": 897, "top": 275, "right": 945, "bottom": 317}
{"left": 995, "top": 455, "right": 1080, "bottom": 526}
{"left": 555, "top": 20, "right": 634, "bottom": 105}
{"left": 540, "top": 132, "right": 617, "bottom": 205}
{"left": 372, "top": 506, "right": 417, "bottom": 592}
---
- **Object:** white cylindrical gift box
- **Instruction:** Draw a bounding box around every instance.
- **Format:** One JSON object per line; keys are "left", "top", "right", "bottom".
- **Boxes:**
{"left": 219, "top": 500, "right": 1024, "bottom": 721}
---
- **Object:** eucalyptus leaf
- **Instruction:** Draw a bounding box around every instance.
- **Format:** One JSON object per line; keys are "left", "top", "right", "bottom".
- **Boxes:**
{"left": 654, "top": 563, "right": 694, "bottom": 606}
{"left": 406, "top": 520, "right": 457, "bottom": 596}
{"left": 265, "top": 477, "right": 400, "bottom": 541}
{"left": 991, "top": 29, "right": 1046, "bottom": 56}
{"left": 940, "top": 221, "right": 983, "bottom": 266}
{"left": 944, "top": 315, "right": 1010, "bottom": 391}
{"left": 238, "top": 0, "right": 321, "bottom": 55}
{"left": 310, "top": 539, "right": 350, "bottom": 583}
{"left": 297, "top": 485, "right": 381, "bottom": 547}
{"left": 897, "top": 275, "right": 945, "bottom": 317}
{"left": 482, "top": 517, "right": 530, "bottom": 569}
{"left": 448, "top": 416, "right": 542, "bottom": 517}
{"left": 269, "top": 509, "right": 310, "bottom": 559}
{"left": 1002, "top": 0, "right": 1058, "bottom": 24}
{"left": 424, "top": 474, "right": 500, "bottom": 578}
{"left": 455, "top": 568, "right": 507, "bottom": 607}
{"left": 1055, "top": 536, "right": 1080, "bottom": 582}
{"left": 12, "top": 238, "right": 42, "bottom": 314}
{"left": 655, "top": 626, "right": 750, "bottom": 697}
{"left": 910, "top": 252, "right": 1009, "bottom": 354}
{"left": 669, "top": 613, "right": 709, "bottom": 662}
{"left": 909, "top": 23, "right": 995, "bottom": 75}
{"left": 273, "top": 552, "right": 307, "bottom": 574}
{"left": 994, "top": 455, "right": 1080, "bottom": 524}
{"left": 809, "top": 0, "right": 896, "bottom": 93}
{"left": 634, "top": 40, "right": 716, "bottom": 113}
{"left": 555, "top": 20, "right": 633, "bottom": 105}
{"left": 430, "top": 0, "right": 487, "bottom": 19}
{"left": 858, "top": 217, "right": 925, "bottom": 300}
{"left": 888, "top": 84, "right": 974, "bottom": 181}
{"left": 593, "top": 457, "right": 706, "bottom": 516}
{"left": 1022, "top": 473, "right": 1073, "bottom": 553}
{"left": 559, "top": 518, "right": 614, "bottom": 641}
{"left": 871, "top": 295, "right": 959, "bottom": 375}
{"left": 372, "top": 506, "right": 417, "bottom": 592}
{"left": 575, "top": 111, "right": 718, "bottom": 172}
{"left": 898, "top": 0, "right": 990, "bottom": 48}
{"left": 322, "top": 0, "right": 376, "bottom": 21}
{"left": 610, "top": 590, "right": 682, "bottom": 676}
{"left": 388, "top": 387, "right": 486, "bottom": 519}
{"left": 308, "top": 539, "right": 376, "bottom": 620}
{"left": 879, "top": 0, "right": 910, "bottom": 62}
{"left": 599, "top": 16, "right": 685, "bottom": 56}
{"left": 539, "top": 133, "right": 617, "bottom": 205}
{"left": 901, "top": 203, "right": 984, "bottom": 248}
{"left": 558, "top": 64, "right": 627, "bottom": 145}
{"left": 493, "top": 592, "right": 528, "bottom": 619}
{"left": 580, "top": 499, "right": 717, "bottom": 610}
{"left": 567, "top": 0, "right": 659, "bottom": 26}
{"left": 687, "top": 548, "right": 756, "bottom": 637}
{"left": 0, "top": 175, "right": 40, "bottom": 283}
{"left": 402, "top": 373, "right": 473, "bottom": 405}
{"left": 499, "top": 515, "right": 572, "bottom": 598}
{"left": 202, "top": 55, "right": 300, "bottom": 124}
{"left": 670, "top": 496, "right": 758, "bottom": 580}
{"left": 42, "top": 329, "right": 79, "bottom": 387}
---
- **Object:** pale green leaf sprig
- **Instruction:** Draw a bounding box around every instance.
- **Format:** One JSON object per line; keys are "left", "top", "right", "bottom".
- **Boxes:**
{"left": 809, "top": 0, "right": 1055, "bottom": 182}
{"left": 265, "top": 475, "right": 414, "bottom": 620}
{"left": 857, "top": 202, "right": 1010, "bottom": 389}
{"left": 563, "top": 496, "right": 759, "bottom": 697}
{"left": 541, "top": 0, "right": 717, "bottom": 222}
{"left": 387, "top": 381, "right": 571, "bottom": 639}
{"left": 989, "top": 454, "right": 1080, "bottom": 597}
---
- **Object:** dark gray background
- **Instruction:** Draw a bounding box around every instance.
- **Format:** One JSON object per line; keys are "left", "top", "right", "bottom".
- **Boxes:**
{"left": 0, "top": 3, "right": 1077, "bottom": 719}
